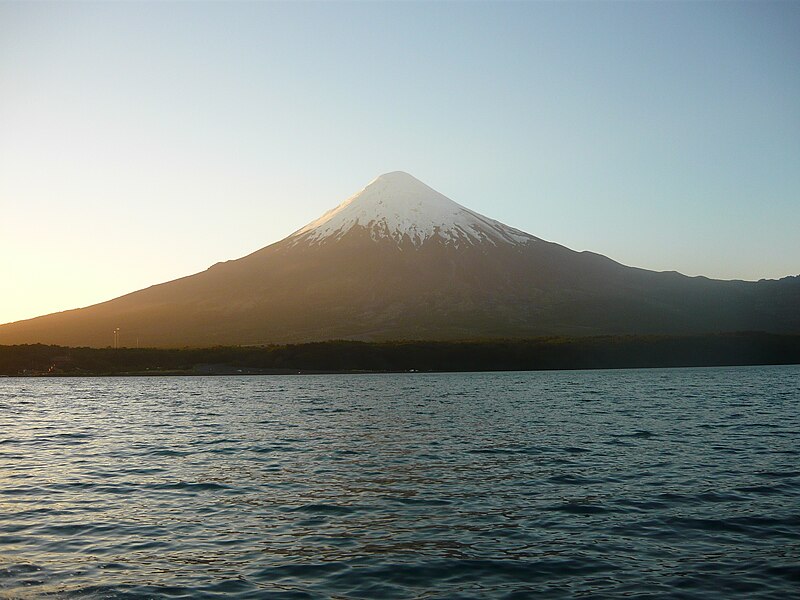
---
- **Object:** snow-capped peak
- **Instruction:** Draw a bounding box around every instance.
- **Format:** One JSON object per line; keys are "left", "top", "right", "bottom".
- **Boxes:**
{"left": 290, "top": 171, "right": 534, "bottom": 247}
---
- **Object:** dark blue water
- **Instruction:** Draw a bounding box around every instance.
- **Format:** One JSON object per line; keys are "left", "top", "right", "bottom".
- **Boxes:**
{"left": 0, "top": 366, "right": 798, "bottom": 598}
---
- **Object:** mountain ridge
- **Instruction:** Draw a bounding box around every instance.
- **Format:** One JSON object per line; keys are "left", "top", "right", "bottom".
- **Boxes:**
{"left": 1, "top": 172, "right": 798, "bottom": 347}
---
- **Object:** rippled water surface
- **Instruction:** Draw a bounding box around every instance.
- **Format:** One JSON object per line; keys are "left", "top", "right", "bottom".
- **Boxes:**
{"left": 1, "top": 366, "right": 798, "bottom": 598}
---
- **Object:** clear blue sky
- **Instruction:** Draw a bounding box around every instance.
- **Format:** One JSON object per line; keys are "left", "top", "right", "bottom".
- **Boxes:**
{"left": 1, "top": 1, "right": 798, "bottom": 324}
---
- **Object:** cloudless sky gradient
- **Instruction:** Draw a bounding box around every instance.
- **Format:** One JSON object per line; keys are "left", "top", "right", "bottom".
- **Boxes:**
{"left": 1, "top": 1, "right": 798, "bottom": 324}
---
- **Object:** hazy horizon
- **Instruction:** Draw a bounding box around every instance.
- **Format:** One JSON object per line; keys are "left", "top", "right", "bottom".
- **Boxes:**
{"left": 2, "top": 1, "right": 799, "bottom": 324}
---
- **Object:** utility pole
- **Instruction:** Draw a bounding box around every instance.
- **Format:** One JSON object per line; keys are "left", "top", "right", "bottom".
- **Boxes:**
{"left": 113, "top": 328, "right": 120, "bottom": 349}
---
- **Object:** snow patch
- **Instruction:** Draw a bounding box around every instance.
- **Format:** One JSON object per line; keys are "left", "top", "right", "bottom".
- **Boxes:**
{"left": 290, "top": 171, "right": 534, "bottom": 247}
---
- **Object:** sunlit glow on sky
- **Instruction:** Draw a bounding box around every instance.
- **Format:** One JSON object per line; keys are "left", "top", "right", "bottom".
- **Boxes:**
{"left": 1, "top": 1, "right": 798, "bottom": 324}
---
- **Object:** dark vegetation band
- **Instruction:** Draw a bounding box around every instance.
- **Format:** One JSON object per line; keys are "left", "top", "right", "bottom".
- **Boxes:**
{"left": 2, "top": 332, "right": 799, "bottom": 376}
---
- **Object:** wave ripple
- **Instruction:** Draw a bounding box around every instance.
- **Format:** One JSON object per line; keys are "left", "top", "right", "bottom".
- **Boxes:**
{"left": 1, "top": 366, "right": 798, "bottom": 598}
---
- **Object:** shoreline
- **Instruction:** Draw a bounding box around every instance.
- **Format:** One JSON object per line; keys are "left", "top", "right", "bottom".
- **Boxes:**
{"left": 3, "top": 332, "right": 799, "bottom": 377}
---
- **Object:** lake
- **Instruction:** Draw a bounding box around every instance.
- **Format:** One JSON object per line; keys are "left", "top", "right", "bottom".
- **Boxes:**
{"left": 1, "top": 366, "right": 798, "bottom": 598}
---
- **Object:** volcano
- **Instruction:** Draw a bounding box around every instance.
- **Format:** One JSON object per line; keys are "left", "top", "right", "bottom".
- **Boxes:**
{"left": 2, "top": 171, "right": 798, "bottom": 347}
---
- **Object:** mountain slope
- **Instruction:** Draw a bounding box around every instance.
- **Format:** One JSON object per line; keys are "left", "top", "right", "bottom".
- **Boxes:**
{"left": 1, "top": 172, "right": 798, "bottom": 347}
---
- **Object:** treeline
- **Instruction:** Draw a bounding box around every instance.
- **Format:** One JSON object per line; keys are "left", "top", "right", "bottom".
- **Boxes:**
{"left": 1, "top": 332, "right": 799, "bottom": 376}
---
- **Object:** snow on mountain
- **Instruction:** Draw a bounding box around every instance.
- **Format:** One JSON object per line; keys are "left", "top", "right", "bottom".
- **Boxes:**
{"left": 290, "top": 171, "right": 535, "bottom": 247}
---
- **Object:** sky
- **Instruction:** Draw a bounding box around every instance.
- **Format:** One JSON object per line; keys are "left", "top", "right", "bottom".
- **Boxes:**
{"left": 1, "top": 1, "right": 799, "bottom": 325}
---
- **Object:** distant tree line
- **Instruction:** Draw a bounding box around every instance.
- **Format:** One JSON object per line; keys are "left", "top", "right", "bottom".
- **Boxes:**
{"left": 1, "top": 332, "right": 799, "bottom": 376}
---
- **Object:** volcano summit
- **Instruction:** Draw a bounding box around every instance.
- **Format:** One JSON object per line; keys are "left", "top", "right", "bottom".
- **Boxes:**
{"left": 290, "top": 171, "right": 532, "bottom": 247}
{"left": 2, "top": 172, "right": 798, "bottom": 347}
